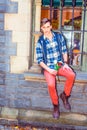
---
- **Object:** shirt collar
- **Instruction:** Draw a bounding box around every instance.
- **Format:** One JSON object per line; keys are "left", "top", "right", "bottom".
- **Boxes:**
{"left": 43, "top": 31, "right": 55, "bottom": 40}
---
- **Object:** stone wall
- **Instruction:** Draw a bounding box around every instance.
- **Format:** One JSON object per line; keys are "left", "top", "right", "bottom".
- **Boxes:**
{"left": 4, "top": 0, "right": 32, "bottom": 73}
{"left": 0, "top": 71, "right": 87, "bottom": 114}
{"left": 0, "top": 0, "right": 18, "bottom": 85}
{"left": 0, "top": 72, "right": 87, "bottom": 129}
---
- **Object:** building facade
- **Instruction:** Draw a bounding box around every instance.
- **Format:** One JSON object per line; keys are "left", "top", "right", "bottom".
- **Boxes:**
{"left": 2, "top": 0, "right": 87, "bottom": 74}
{"left": 0, "top": 0, "right": 87, "bottom": 126}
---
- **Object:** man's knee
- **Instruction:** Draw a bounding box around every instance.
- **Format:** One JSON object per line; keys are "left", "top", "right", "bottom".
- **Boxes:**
{"left": 67, "top": 71, "right": 75, "bottom": 80}
{"left": 48, "top": 84, "right": 55, "bottom": 88}
{"left": 70, "top": 72, "right": 75, "bottom": 80}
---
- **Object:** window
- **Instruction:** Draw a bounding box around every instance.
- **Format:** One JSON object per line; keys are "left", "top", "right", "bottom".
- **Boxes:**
{"left": 41, "top": 0, "right": 87, "bottom": 70}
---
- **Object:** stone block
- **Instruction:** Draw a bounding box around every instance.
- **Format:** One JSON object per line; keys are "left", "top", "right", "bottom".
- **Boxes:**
{"left": 0, "top": 13, "right": 4, "bottom": 20}
{"left": 0, "top": 48, "right": 5, "bottom": 55}
{"left": 31, "top": 96, "right": 52, "bottom": 109}
{"left": 18, "top": 1, "right": 30, "bottom": 14}
{"left": 5, "top": 14, "right": 29, "bottom": 31}
{"left": 0, "top": 22, "right": 4, "bottom": 30}
{"left": 12, "top": 31, "right": 28, "bottom": 43}
{"left": 0, "top": 30, "right": 5, "bottom": 35}
{"left": 1, "top": 107, "right": 18, "bottom": 119}
{"left": 14, "top": 99, "right": 31, "bottom": 108}
{"left": 0, "top": 63, "right": 6, "bottom": 72}
{"left": 17, "top": 43, "right": 29, "bottom": 56}
{"left": 18, "top": 109, "right": 52, "bottom": 120}
{"left": 0, "top": 36, "right": 5, "bottom": 43}
{"left": 10, "top": 56, "right": 28, "bottom": 73}
{"left": 6, "top": 1, "right": 18, "bottom": 13}
{"left": 0, "top": 0, "right": 5, "bottom": 4}
{"left": 0, "top": 73, "right": 5, "bottom": 85}
{"left": 0, "top": 5, "right": 6, "bottom": 13}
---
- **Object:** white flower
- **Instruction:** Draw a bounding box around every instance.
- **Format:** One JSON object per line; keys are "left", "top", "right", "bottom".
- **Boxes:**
{"left": 54, "top": 60, "right": 57, "bottom": 64}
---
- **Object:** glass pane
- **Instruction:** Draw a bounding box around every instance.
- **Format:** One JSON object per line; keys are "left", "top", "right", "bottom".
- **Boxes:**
{"left": 62, "top": 30, "right": 81, "bottom": 66}
{"left": 42, "top": 0, "right": 82, "bottom": 6}
{"left": 62, "top": 7, "right": 73, "bottom": 27}
{"left": 76, "top": 0, "right": 83, "bottom": 6}
{"left": 41, "top": 7, "right": 50, "bottom": 19}
{"left": 72, "top": 32, "right": 81, "bottom": 66}
{"left": 42, "top": 0, "right": 60, "bottom": 6}
{"left": 61, "top": 7, "right": 82, "bottom": 66}
{"left": 41, "top": 7, "right": 60, "bottom": 30}
{"left": 42, "top": 0, "right": 50, "bottom": 5}
{"left": 64, "top": 0, "right": 82, "bottom": 6}
{"left": 53, "top": 0, "right": 60, "bottom": 7}
{"left": 52, "top": 8, "right": 60, "bottom": 30}
{"left": 62, "top": 7, "right": 82, "bottom": 31}
{"left": 64, "top": 0, "right": 72, "bottom": 6}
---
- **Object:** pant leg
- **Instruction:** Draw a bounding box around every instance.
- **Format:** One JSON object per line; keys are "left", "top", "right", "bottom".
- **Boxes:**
{"left": 58, "top": 67, "right": 75, "bottom": 96}
{"left": 44, "top": 70, "right": 58, "bottom": 105}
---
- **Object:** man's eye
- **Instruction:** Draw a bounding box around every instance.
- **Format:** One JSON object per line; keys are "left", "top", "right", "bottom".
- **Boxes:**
{"left": 43, "top": 26, "right": 50, "bottom": 29}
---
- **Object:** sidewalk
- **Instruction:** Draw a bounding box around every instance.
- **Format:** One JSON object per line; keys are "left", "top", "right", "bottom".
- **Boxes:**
{"left": 0, "top": 107, "right": 87, "bottom": 130}
{"left": 18, "top": 109, "right": 87, "bottom": 130}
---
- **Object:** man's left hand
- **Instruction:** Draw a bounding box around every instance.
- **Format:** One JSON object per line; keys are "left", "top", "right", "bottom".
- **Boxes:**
{"left": 63, "top": 63, "right": 72, "bottom": 71}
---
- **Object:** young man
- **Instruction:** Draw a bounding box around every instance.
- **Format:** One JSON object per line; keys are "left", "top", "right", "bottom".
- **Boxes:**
{"left": 36, "top": 18, "right": 75, "bottom": 119}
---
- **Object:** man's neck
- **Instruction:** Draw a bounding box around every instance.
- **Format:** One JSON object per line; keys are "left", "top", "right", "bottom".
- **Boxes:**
{"left": 44, "top": 31, "right": 53, "bottom": 41}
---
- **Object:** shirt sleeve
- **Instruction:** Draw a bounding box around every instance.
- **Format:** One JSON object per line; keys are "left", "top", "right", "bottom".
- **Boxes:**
{"left": 59, "top": 34, "right": 67, "bottom": 54}
{"left": 36, "top": 40, "right": 44, "bottom": 64}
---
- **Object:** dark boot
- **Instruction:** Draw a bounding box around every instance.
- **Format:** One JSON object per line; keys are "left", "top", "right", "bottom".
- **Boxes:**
{"left": 60, "top": 92, "right": 71, "bottom": 110}
{"left": 53, "top": 104, "right": 60, "bottom": 119}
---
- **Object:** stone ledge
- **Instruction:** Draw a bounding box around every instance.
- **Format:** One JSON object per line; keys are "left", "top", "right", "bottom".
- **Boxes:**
{"left": 24, "top": 71, "right": 87, "bottom": 84}
{"left": 0, "top": 107, "right": 87, "bottom": 129}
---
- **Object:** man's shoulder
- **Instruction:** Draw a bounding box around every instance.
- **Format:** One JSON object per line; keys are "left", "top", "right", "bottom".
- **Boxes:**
{"left": 53, "top": 31, "right": 62, "bottom": 35}
{"left": 53, "top": 31, "right": 63, "bottom": 38}
{"left": 37, "top": 34, "right": 45, "bottom": 46}
{"left": 38, "top": 34, "right": 44, "bottom": 41}
{"left": 53, "top": 31, "right": 61, "bottom": 34}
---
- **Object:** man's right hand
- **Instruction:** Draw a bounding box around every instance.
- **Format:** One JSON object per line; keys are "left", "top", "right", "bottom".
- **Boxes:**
{"left": 40, "top": 62, "right": 57, "bottom": 76}
{"left": 48, "top": 68, "right": 57, "bottom": 76}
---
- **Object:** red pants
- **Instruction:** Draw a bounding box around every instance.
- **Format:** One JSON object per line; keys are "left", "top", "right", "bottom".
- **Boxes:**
{"left": 44, "top": 67, "right": 75, "bottom": 105}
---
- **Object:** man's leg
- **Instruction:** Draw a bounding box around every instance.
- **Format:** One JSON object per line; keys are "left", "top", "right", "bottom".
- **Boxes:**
{"left": 58, "top": 67, "right": 75, "bottom": 110}
{"left": 44, "top": 70, "right": 60, "bottom": 119}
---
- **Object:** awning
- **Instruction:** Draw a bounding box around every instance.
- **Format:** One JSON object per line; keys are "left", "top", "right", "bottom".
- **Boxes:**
{"left": 42, "top": 0, "right": 82, "bottom": 7}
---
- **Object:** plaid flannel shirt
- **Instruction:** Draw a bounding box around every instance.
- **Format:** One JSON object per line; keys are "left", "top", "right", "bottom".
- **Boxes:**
{"left": 36, "top": 32, "right": 67, "bottom": 69}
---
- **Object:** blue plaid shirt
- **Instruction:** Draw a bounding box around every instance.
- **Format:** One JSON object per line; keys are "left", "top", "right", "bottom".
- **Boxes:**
{"left": 36, "top": 32, "right": 67, "bottom": 69}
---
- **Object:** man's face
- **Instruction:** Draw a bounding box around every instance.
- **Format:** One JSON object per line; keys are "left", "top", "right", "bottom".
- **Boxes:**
{"left": 41, "top": 22, "right": 52, "bottom": 35}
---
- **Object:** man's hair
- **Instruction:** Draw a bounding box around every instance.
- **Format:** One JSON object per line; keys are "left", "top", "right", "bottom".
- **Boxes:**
{"left": 41, "top": 18, "right": 51, "bottom": 27}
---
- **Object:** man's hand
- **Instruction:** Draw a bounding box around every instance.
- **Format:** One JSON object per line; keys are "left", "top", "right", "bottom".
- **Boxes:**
{"left": 63, "top": 63, "right": 72, "bottom": 71}
{"left": 48, "top": 68, "right": 57, "bottom": 76}
{"left": 40, "top": 62, "right": 58, "bottom": 76}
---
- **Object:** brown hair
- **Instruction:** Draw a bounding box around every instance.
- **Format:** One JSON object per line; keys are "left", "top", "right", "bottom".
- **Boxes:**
{"left": 41, "top": 18, "right": 51, "bottom": 27}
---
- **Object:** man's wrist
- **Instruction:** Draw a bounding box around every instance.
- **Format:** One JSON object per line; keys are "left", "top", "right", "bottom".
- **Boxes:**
{"left": 64, "top": 61, "right": 68, "bottom": 64}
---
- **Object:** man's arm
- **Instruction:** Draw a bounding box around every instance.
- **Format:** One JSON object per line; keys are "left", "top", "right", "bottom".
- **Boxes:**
{"left": 40, "top": 62, "right": 57, "bottom": 75}
{"left": 62, "top": 53, "right": 68, "bottom": 63}
{"left": 40, "top": 62, "right": 50, "bottom": 72}
{"left": 62, "top": 53, "right": 72, "bottom": 70}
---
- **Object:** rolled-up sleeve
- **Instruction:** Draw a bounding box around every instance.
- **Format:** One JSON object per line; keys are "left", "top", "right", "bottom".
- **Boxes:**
{"left": 36, "top": 42, "right": 43, "bottom": 64}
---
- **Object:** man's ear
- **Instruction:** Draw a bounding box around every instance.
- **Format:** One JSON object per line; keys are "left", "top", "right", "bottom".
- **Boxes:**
{"left": 40, "top": 28, "right": 43, "bottom": 33}
{"left": 50, "top": 25, "right": 52, "bottom": 29}
{"left": 40, "top": 27, "right": 43, "bottom": 33}
{"left": 41, "top": 26, "right": 44, "bottom": 30}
